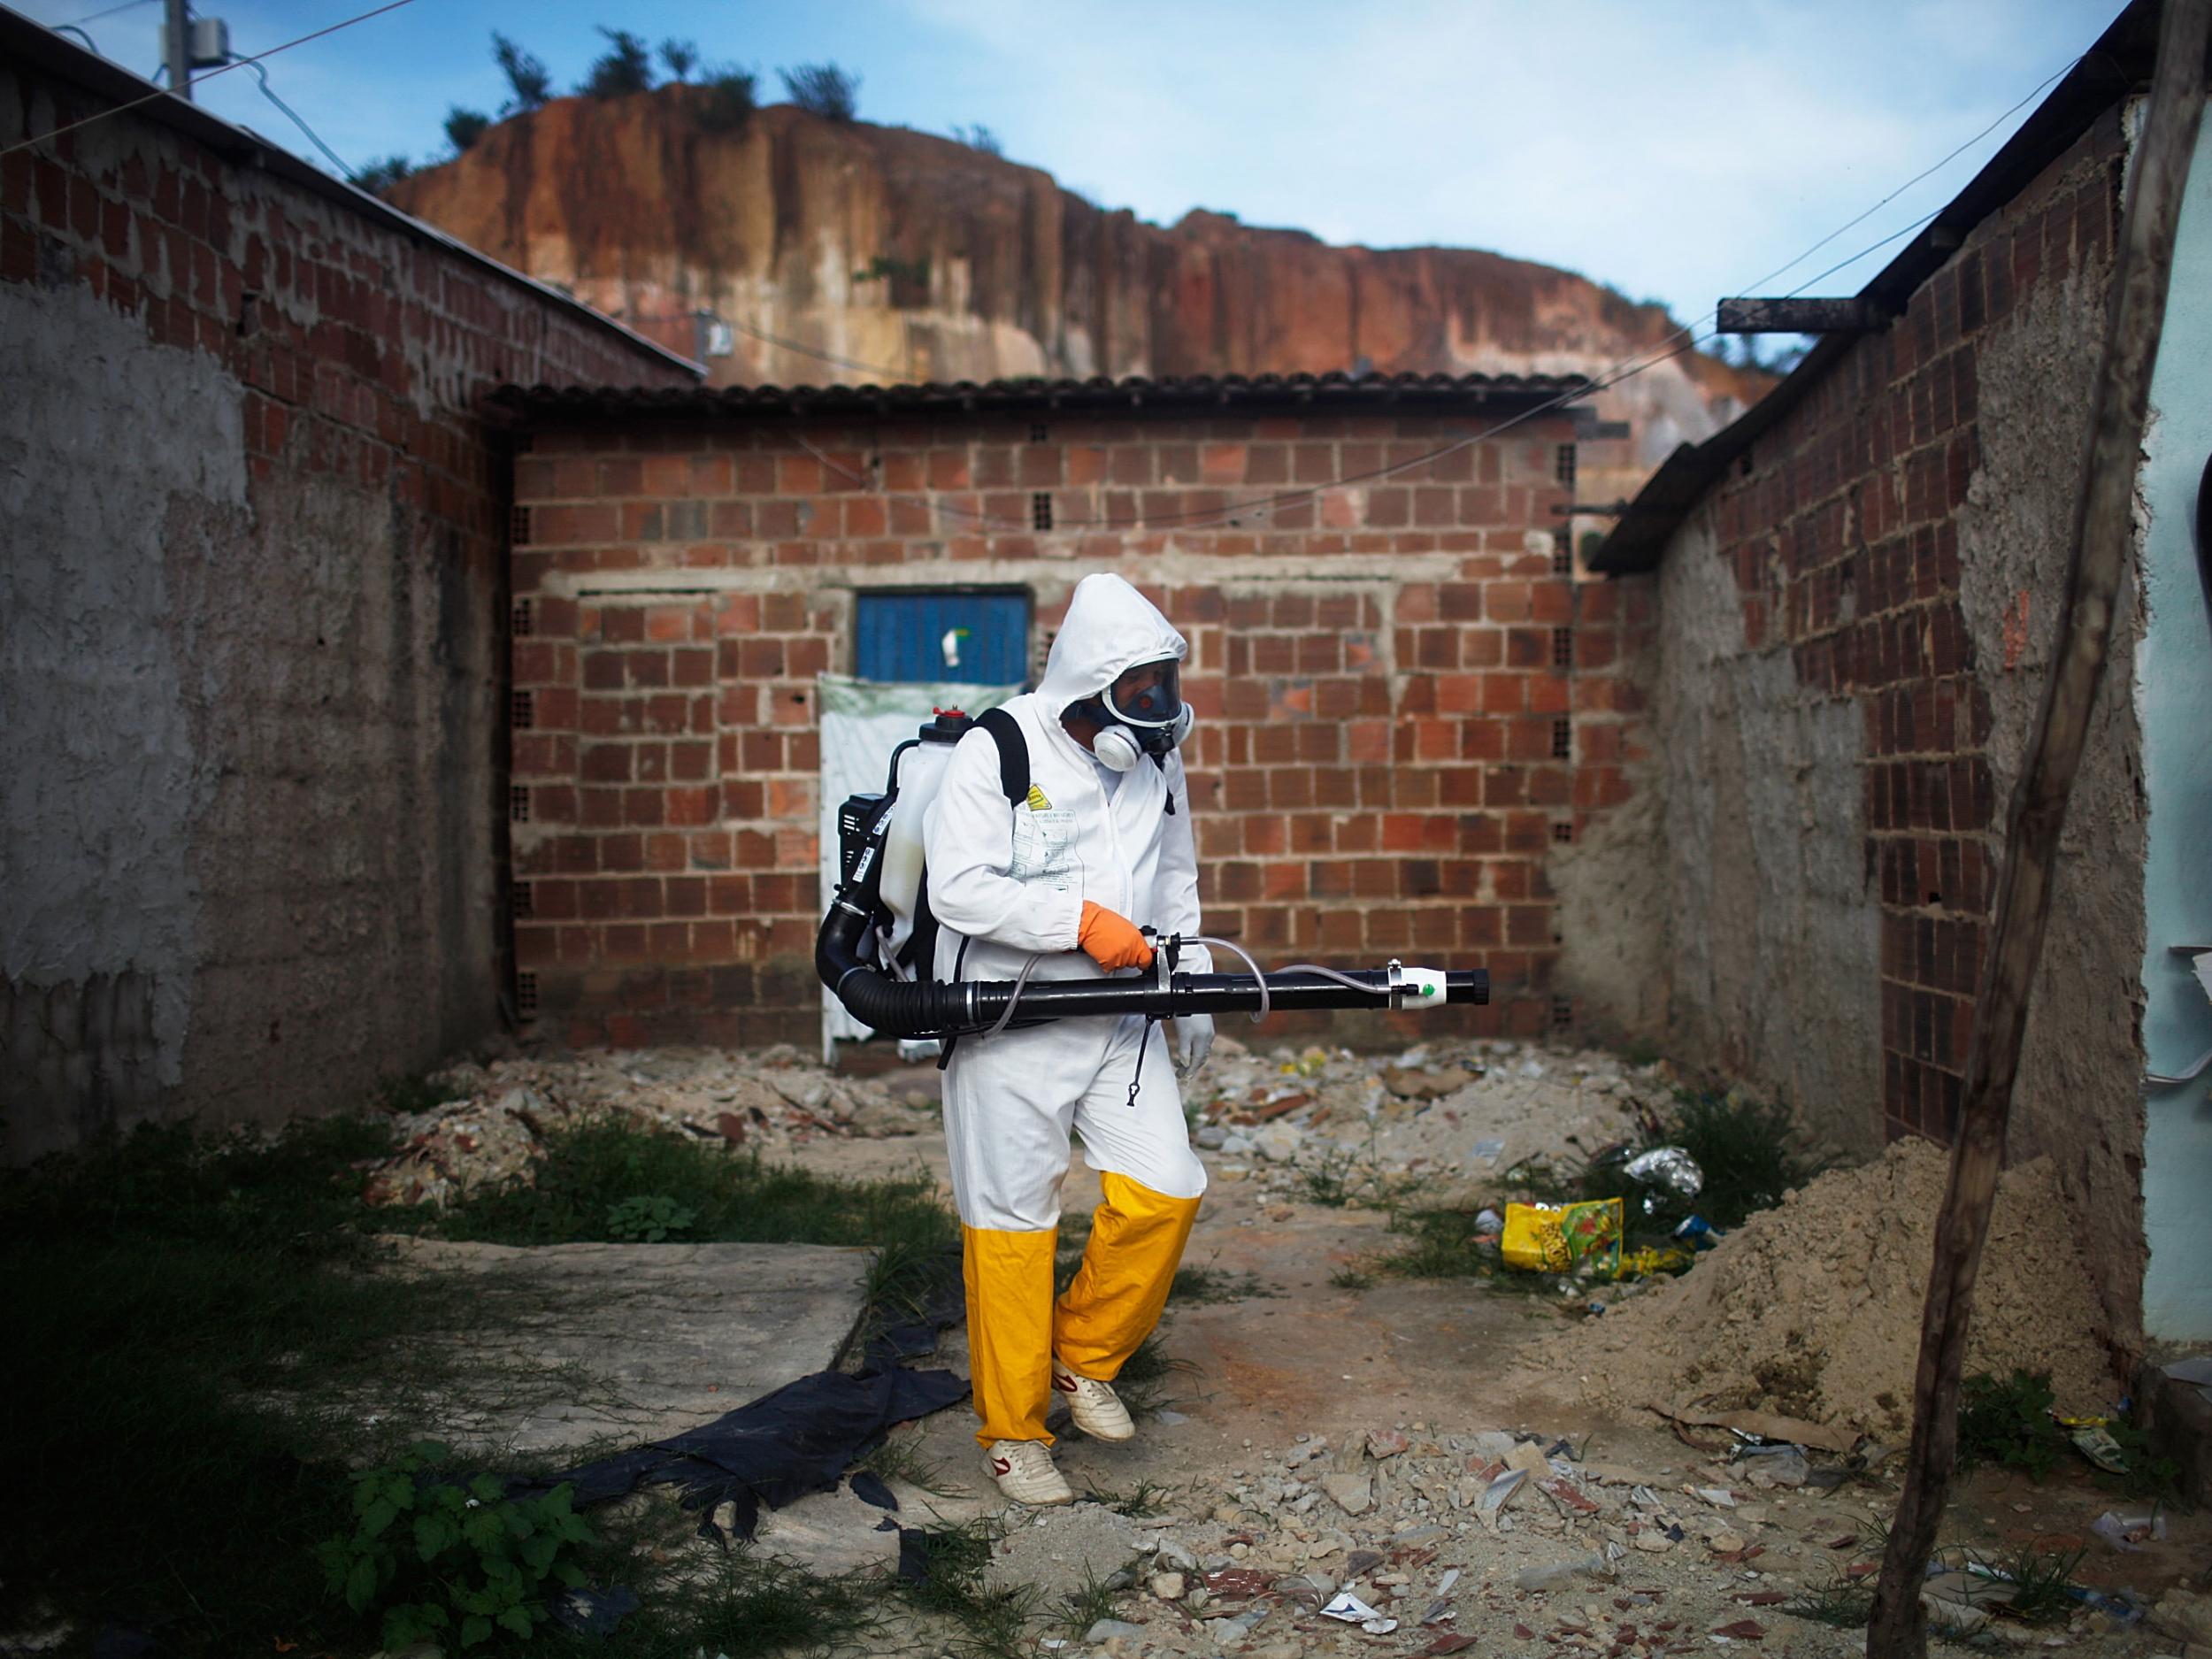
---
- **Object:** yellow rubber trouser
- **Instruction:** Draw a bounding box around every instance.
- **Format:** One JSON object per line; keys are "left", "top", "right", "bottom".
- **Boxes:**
{"left": 964, "top": 1171, "right": 1201, "bottom": 1447}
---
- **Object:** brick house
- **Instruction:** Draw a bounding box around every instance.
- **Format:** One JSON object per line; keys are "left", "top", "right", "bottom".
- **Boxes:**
{"left": 495, "top": 374, "right": 1653, "bottom": 1049}
{"left": 1, "top": 19, "right": 699, "bottom": 1160}
{"left": 1585, "top": 0, "right": 2212, "bottom": 1350}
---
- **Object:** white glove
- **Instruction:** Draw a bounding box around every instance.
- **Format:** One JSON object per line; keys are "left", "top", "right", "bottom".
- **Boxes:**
{"left": 1171, "top": 1013, "right": 1215, "bottom": 1079}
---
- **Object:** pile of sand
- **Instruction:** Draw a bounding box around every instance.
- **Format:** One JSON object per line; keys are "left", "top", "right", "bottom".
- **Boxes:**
{"left": 1527, "top": 1137, "right": 2116, "bottom": 1434}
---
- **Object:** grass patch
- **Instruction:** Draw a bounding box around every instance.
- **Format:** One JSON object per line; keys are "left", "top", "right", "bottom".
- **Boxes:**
{"left": 1081, "top": 1477, "right": 1174, "bottom": 1517}
{"left": 856, "top": 1427, "right": 959, "bottom": 1498}
{"left": 1784, "top": 1581, "right": 1875, "bottom": 1628}
{"left": 1, "top": 1109, "right": 965, "bottom": 1655}
{"left": 1655, "top": 1090, "right": 1812, "bottom": 1227}
{"left": 589, "top": 1548, "right": 887, "bottom": 1658}
{"left": 1051, "top": 1565, "right": 1125, "bottom": 1639}
{"left": 1330, "top": 1266, "right": 1377, "bottom": 1290}
{"left": 420, "top": 1117, "right": 956, "bottom": 1255}
{"left": 1108, "top": 1332, "right": 1194, "bottom": 1420}
{"left": 1967, "top": 1541, "right": 2086, "bottom": 1625}
{"left": 1171, "top": 1263, "right": 1275, "bottom": 1302}
{"left": 0, "top": 1115, "right": 471, "bottom": 1650}
{"left": 895, "top": 1517, "right": 1034, "bottom": 1659}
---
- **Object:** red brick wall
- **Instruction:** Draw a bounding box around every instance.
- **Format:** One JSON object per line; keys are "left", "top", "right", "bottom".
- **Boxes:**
{"left": 1673, "top": 110, "right": 2125, "bottom": 1145}
{"left": 508, "top": 407, "right": 1656, "bottom": 1048}
{"left": 0, "top": 47, "right": 696, "bottom": 1157}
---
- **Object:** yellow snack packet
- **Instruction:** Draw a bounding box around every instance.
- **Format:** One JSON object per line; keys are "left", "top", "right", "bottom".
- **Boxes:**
{"left": 1501, "top": 1198, "right": 1624, "bottom": 1278}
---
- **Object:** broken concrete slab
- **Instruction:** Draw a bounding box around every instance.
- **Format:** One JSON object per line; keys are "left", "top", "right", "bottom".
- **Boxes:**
{"left": 378, "top": 1237, "right": 871, "bottom": 1454}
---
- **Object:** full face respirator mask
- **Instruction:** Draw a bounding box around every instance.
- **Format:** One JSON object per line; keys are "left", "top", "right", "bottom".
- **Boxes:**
{"left": 1079, "top": 657, "right": 1191, "bottom": 772}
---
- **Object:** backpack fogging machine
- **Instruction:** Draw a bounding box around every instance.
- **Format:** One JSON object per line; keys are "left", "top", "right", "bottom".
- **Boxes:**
{"left": 816, "top": 710, "right": 1488, "bottom": 1041}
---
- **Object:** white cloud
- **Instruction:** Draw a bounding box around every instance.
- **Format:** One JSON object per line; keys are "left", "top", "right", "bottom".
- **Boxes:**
{"left": 894, "top": 0, "right": 2117, "bottom": 319}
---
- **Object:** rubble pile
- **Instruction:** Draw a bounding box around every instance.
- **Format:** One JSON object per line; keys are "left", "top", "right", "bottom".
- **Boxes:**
{"left": 976, "top": 1425, "right": 1894, "bottom": 1659}
{"left": 1187, "top": 1037, "right": 1674, "bottom": 1205}
{"left": 360, "top": 1047, "right": 933, "bottom": 1207}
{"left": 1530, "top": 1137, "right": 2116, "bottom": 1432}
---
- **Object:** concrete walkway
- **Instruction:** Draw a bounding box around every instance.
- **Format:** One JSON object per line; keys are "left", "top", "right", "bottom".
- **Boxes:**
{"left": 381, "top": 1237, "right": 872, "bottom": 1455}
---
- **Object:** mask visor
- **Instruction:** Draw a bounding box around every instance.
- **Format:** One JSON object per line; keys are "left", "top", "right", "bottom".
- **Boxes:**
{"left": 1105, "top": 660, "right": 1182, "bottom": 731}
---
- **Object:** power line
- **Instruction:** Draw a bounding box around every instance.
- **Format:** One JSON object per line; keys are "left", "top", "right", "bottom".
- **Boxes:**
{"left": 239, "top": 58, "right": 353, "bottom": 180}
{"left": 738, "top": 47, "right": 2073, "bottom": 534}
{"left": 57, "top": 0, "right": 156, "bottom": 27}
{"left": 785, "top": 185, "right": 1958, "bottom": 540}
{"left": 4, "top": 0, "right": 419, "bottom": 165}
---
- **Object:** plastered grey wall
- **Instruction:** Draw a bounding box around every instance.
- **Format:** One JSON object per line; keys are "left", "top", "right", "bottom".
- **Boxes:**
{"left": 1553, "top": 586, "right": 1671, "bottom": 1045}
{"left": 1647, "top": 515, "right": 1884, "bottom": 1158}
{"left": 1956, "top": 235, "right": 2147, "bottom": 1352}
{"left": 0, "top": 279, "right": 502, "bottom": 1161}
{"left": 1, "top": 282, "right": 237, "bottom": 1142}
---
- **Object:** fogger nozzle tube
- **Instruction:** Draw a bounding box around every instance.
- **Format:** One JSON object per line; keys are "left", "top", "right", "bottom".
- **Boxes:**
{"left": 816, "top": 892, "right": 1488, "bottom": 1040}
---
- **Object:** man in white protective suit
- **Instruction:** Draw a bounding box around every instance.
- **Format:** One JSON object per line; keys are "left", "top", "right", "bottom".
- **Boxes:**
{"left": 923, "top": 572, "right": 1216, "bottom": 1506}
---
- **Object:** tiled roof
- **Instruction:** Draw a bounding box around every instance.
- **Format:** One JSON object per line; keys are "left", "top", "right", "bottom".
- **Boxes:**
{"left": 489, "top": 369, "right": 1589, "bottom": 420}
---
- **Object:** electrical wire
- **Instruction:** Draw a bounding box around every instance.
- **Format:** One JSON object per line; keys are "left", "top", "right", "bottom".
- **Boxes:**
{"left": 752, "top": 49, "right": 2077, "bottom": 537}
{"left": 4, "top": 0, "right": 419, "bottom": 165}
{"left": 57, "top": 0, "right": 155, "bottom": 26}
{"left": 239, "top": 58, "right": 354, "bottom": 180}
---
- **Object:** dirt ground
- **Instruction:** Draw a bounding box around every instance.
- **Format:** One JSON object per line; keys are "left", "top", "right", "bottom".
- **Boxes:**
{"left": 366, "top": 1033, "right": 2210, "bottom": 1655}
{"left": 758, "top": 1043, "right": 2209, "bottom": 1659}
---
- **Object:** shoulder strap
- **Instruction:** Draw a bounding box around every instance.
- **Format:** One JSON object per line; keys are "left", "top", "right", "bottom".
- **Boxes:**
{"left": 975, "top": 707, "right": 1029, "bottom": 806}
{"left": 1154, "top": 749, "right": 1176, "bottom": 814}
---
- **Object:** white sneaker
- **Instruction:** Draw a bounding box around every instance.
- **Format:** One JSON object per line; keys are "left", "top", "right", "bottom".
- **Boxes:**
{"left": 1052, "top": 1356, "right": 1135, "bottom": 1442}
{"left": 984, "top": 1438, "right": 1075, "bottom": 1505}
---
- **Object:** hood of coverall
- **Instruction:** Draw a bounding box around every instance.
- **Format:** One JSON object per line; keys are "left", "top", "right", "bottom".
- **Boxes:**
{"left": 1034, "top": 573, "right": 1188, "bottom": 726}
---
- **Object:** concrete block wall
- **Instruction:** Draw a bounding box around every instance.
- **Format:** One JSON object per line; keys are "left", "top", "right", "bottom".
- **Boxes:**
{"left": 506, "top": 408, "right": 1654, "bottom": 1048}
{"left": 0, "top": 50, "right": 695, "bottom": 1161}
{"left": 1635, "top": 106, "right": 2145, "bottom": 1344}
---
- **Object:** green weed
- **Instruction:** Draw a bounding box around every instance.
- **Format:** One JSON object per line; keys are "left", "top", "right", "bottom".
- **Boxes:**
{"left": 2101, "top": 1419, "right": 2185, "bottom": 1504}
{"left": 1956, "top": 1371, "right": 2064, "bottom": 1480}
{"left": 1171, "top": 1263, "right": 1275, "bottom": 1302}
{"left": 1661, "top": 1089, "right": 1813, "bottom": 1226}
{"left": 856, "top": 1428, "right": 959, "bottom": 1499}
{"left": 1109, "top": 1332, "right": 1196, "bottom": 1420}
{"left": 895, "top": 1517, "right": 1036, "bottom": 1659}
{"left": 0, "top": 1115, "right": 481, "bottom": 1649}
{"left": 1329, "top": 1266, "right": 1376, "bottom": 1290}
{"left": 1968, "top": 1541, "right": 2086, "bottom": 1624}
{"left": 1082, "top": 1477, "right": 1173, "bottom": 1517}
{"left": 319, "top": 1440, "right": 595, "bottom": 1650}
{"left": 1052, "top": 1565, "right": 1125, "bottom": 1638}
{"left": 0, "top": 1110, "right": 965, "bottom": 1655}
{"left": 605, "top": 1193, "right": 698, "bottom": 1241}
{"left": 1783, "top": 1581, "right": 1874, "bottom": 1628}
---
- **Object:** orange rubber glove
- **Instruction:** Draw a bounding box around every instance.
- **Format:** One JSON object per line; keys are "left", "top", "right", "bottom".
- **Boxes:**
{"left": 1078, "top": 901, "right": 1155, "bottom": 972}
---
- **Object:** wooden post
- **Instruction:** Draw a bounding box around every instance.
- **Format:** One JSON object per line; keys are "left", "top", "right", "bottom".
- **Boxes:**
{"left": 1866, "top": 4, "right": 2209, "bottom": 1657}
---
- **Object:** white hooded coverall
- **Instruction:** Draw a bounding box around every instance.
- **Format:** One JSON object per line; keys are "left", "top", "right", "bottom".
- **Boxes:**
{"left": 924, "top": 573, "right": 1210, "bottom": 1447}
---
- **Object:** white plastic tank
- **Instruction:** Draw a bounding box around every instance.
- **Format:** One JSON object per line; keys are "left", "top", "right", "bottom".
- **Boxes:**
{"left": 879, "top": 736, "right": 957, "bottom": 960}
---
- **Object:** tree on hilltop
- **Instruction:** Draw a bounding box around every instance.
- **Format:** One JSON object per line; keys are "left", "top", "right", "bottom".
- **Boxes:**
{"left": 445, "top": 107, "right": 490, "bottom": 152}
{"left": 696, "top": 65, "right": 758, "bottom": 134}
{"left": 492, "top": 32, "right": 551, "bottom": 114}
{"left": 779, "top": 63, "right": 860, "bottom": 120}
{"left": 660, "top": 39, "right": 699, "bottom": 82}
{"left": 581, "top": 27, "right": 655, "bottom": 99}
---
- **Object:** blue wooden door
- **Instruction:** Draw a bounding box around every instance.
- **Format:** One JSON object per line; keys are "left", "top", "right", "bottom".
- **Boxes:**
{"left": 855, "top": 591, "right": 1029, "bottom": 683}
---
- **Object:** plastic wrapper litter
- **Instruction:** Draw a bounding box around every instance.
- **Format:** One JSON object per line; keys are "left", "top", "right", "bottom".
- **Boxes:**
{"left": 1623, "top": 1145, "right": 1704, "bottom": 1213}
{"left": 1502, "top": 1198, "right": 1624, "bottom": 1278}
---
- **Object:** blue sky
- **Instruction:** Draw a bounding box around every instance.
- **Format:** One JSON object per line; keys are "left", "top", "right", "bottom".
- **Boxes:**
{"left": 24, "top": 0, "right": 2124, "bottom": 333}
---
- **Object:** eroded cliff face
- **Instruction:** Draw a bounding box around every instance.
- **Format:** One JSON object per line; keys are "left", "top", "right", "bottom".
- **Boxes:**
{"left": 391, "top": 93, "right": 1765, "bottom": 495}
